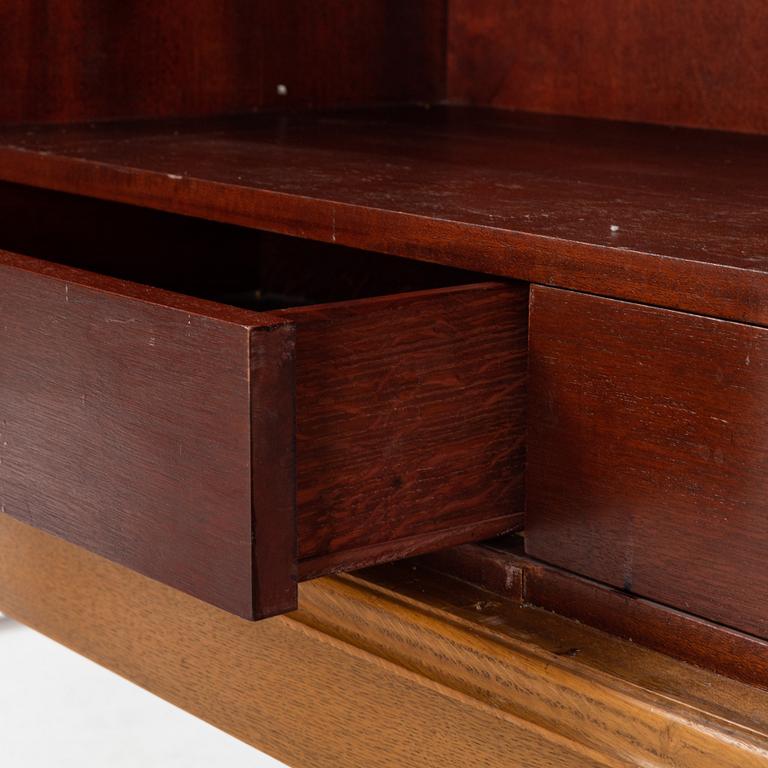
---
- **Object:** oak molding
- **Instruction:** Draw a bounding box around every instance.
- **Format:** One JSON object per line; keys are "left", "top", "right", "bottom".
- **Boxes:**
{"left": 1, "top": 513, "right": 767, "bottom": 768}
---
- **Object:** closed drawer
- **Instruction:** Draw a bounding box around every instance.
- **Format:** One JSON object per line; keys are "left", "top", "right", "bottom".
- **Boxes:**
{"left": 0, "top": 243, "right": 526, "bottom": 619}
{"left": 526, "top": 285, "right": 768, "bottom": 637}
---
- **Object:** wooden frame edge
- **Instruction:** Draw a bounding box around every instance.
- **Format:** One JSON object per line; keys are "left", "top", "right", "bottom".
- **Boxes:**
{"left": 1, "top": 515, "right": 767, "bottom": 768}
{"left": 419, "top": 540, "right": 768, "bottom": 690}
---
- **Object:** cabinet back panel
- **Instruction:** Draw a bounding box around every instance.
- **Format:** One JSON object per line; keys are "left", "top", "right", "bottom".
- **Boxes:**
{"left": 448, "top": 0, "right": 768, "bottom": 134}
{"left": 0, "top": 1, "right": 445, "bottom": 124}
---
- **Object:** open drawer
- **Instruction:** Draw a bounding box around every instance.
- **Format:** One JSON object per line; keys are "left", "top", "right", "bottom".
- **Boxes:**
{"left": 0, "top": 187, "right": 527, "bottom": 619}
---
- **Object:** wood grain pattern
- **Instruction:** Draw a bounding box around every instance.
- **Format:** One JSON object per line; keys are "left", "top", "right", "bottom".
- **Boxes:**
{"left": 0, "top": 1, "right": 445, "bottom": 123}
{"left": 527, "top": 285, "right": 768, "bottom": 637}
{"left": 418, "top": 540, "right": 526, "bottom": 600}
{"left": 3, "top": 515, "right": 768, "bottom": 768}
{"left": 257, "top": 1, "right": 446, "bottom": 112}
{"left": 0, "top": 232, "right": 527, "bottom": 610}
{"left": 448, "top": 0, "right": 768, "bottom": 134}
{"left": 0, "top": 250, "right": 296, "bottom": 619}
{"left": 1, "top": 107, "right": 768, "bottom": 325}
{"left": 282, "top": 283, "right": 528, "bottom": 577}
{"left": 420, "top": 539, "right": 768, "bottom": 691}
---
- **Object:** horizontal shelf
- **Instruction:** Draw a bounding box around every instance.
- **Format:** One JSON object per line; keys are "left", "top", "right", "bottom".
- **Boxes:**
{"left": 1, "top": 106, "right": 767, "bottom": 324}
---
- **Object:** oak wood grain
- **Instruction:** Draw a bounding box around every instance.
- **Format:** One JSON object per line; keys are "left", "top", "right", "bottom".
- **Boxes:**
{"left": 2, "top": 515, "right": 768, "bottom": 768}
{"left": 282, "top": 283, "right": 528, "bottom": 576}
{"left": 527, "top": 285, "right": 768, "bottom": 637}
{"left": 0, "top": 250, "right": 296, "bottom": 619}
{"left": 1, "top": 107, "right": 767, "bottom": 325}
{"left": 420, "top": 539, "right": 768, "bottom": 691}
{"left": 448, "top": 0, "right": 768, "bottom": 134}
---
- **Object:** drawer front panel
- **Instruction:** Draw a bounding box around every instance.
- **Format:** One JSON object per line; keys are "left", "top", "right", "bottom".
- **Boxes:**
{"left": 0, "top": 251, "right": 295, "bottom": 619}
{"left": 527, "top": 286, "right": 768, "bottom": 637}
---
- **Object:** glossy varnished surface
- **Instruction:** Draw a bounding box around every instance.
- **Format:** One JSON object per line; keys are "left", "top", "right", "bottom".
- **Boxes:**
{"left": 1, "top": 107, "right": 767, "bottom": 323}
{"left": 526, "top": 286, "right": 768, "bottom": 637}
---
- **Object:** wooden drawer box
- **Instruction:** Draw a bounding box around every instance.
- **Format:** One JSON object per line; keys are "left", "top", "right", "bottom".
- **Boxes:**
{"left": 526, "top": 285, "right": 768, "bottom": 637}
{"left": 0, "top": 201, "right": 527, "bottom": 620}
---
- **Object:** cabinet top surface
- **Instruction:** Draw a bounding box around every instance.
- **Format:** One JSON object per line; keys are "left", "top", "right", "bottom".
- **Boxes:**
{"left": 1, "top": 105, "right": 767, "bottom": 324}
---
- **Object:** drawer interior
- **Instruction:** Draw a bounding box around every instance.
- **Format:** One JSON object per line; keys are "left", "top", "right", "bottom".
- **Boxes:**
{"left": 0, "top": 181, "right": 483, "bottom": 307}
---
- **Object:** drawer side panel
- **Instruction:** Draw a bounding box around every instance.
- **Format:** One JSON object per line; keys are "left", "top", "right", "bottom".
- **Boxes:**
{"left": 292, "top": 282, "right": 528, "bottom": 576}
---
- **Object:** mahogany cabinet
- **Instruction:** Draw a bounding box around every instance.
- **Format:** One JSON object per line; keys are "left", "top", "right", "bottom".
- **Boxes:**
{"left": 2, "top": 2, "right": 768, "bottom": 765}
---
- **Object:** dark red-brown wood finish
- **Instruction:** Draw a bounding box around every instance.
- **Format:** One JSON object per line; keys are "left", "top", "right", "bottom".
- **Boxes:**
{"left": 448, "top": 0, "right": 768, "bottom": 134}
{"left": 0, "top": 1, "right": 445, "bottom": 123}
{"left": 3, "top": 0, "right": 768, "bottom": 680}
{"left": 285, "top": 284, "right": 527, "bottom": 578}
{"left": 0, "top": 184, "right": 529, "bottom": 591}
{"left": 0, "top": 250, "right": 296, "bottom": 619}
{"left": 0, "top": 237, "right": 527, "bottom": 618}
{"left": 0, "top": 108, "right": 767, "bottom": 325}
{"left": 0, "top": 180, "right": 478, "bottom": 299}
{"left": 526, "top": 285, "right": 768, "bottom": 638}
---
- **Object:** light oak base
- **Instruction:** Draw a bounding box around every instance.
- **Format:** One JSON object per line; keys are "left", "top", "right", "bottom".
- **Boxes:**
{"left": 0, "top": 513, "right": 767, "bottom": 768}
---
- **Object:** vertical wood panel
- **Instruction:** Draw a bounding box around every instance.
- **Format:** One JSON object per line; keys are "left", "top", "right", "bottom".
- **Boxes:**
{"left": 287, "top": 283, "right": 528, "bottom": 576}
{"left": 0, "top": 0, "right": 446, "bottom": 124}
{"left": 259, "top": 1, "right": 446, "bottom": 111}
{"left": 526, "top": 285, "right": 768, "bottom": 637}
{"left": 0, "top": 251, "right": 296, "bottom": 618}
{"left": 0, "top": 1, "right": 261, "bottom": 123}
{"left": 448, "top": 0, "right": 768, "bottom": 134}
